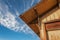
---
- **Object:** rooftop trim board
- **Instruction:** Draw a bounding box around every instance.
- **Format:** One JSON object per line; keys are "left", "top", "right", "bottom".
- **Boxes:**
{"left": 45, "top": 21, "right": 60, "bottom": 31}
{"left": 28, "top": 23, "right": 40, "bottom": 36}
{"left": 34, "top": 0, "right": 57, "bottom": 16}
{"left": 20, "top": 0, "right": 57, "bottom": 24}
{"left": 20, "top": 8, "right": 37, "bottom": 24}
{"left": 20, "top": 0, "right": 59, "bottom": 37}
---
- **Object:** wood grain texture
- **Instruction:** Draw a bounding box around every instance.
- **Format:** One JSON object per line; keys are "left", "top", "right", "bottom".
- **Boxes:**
{"left": 28, "top": 23, "right": 40, "bottom": 37}
{"left": 42, "top": 9, "right": 60, "bottom": 23}
{"left": 40, "top": 23, "right": 47, "bottom": 40}
{"left": 41, "top": 9, "right": 60, "bottom": 40}
{"left": 58, "top": 0, "right": 60, "bottom": 2}
{"left": 20, "top": 0, "right": 58, "bottom": 24}
{"left": 48, "top": 30, "right": 60, "bottom": 40}
{"left": 46, "top": 22, "right": 60, "bottom": 30}
{"left": 34, "top": 0, "right": 57, "bottom": 16}
{"left": 20, "top": 8, "right": 37, "bottom": 24}
{"left": 20, "top": 0, "right": 60, "bottom": 39}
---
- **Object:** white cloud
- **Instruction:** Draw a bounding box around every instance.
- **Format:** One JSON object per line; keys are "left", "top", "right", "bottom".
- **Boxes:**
{"left": 20, "top": 24, "right": 34, "bottom": 34}
{"left": 15, "top": 11, "right": 20, "bottom": 16}
{"left": 31, "top": 0, "right": 34, "bottom": 6}
{"left": 0, "top": 11, "right": 20, "bottom": 31}
{"left": 0, "top": 2, "right": 34, "bottom": 35}
{"left": 0, "top": 13, "right": 34, "bottom": 35}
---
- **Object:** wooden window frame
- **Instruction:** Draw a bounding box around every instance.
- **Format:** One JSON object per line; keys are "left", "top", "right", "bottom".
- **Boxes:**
{"left": 40, "top": 19, "right": 60, "bottom": 40}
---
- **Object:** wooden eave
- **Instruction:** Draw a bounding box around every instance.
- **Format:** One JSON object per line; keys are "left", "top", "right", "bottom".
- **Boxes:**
{"left": 19, "top": 0, "right": 59, "bottom": 36}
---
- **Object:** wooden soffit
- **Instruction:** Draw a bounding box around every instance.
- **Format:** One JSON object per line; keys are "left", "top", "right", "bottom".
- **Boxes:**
{"left": 20, "top": 0, "right": 57, "bottom": 24}
{"left": 19, "top": 0, "right": 58, "bottom": 36}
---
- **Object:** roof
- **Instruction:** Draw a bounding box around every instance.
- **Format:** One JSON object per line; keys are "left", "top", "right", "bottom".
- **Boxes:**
{"left": 19, "top": 0, "right": 58, "bottom": 36}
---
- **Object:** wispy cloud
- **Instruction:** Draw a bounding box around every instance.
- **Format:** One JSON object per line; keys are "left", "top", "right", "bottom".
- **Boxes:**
{"left": 31, "top": 0, "right": 34, "bottom": 6}
{"left": 0, "top": 1, "right": 34, "bottom": 35}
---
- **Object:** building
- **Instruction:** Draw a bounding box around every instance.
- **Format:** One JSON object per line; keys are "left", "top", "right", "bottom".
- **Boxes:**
{"left": 19, "top": 0, "right": 60, "bottom": 40}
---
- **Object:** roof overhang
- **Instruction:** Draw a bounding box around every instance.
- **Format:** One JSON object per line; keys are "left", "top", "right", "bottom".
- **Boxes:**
{"left": 19, "top": 0, "right": 59, "bottom": 36}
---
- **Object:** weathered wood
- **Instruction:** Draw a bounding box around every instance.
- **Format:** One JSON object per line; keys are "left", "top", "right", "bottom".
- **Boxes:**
{"left": 20, "top": 8, "right": 37, "bottom": 24}
{"left": 47, "top": 30, "right": 60, "bottom": 40}
{"left": 41, "top": 7, "right": 60, "bottom": 23}
{"left": 20, "top": 0, "right": 60, "bottom": 40}
{"left": 28, "top": 23, "right": 40, "bottom": 37}
{"left": 40, "top": 23, "right": 47, "bottom": 40}
{"left": 46, "top": 21, "right": 60, "bottom": 40}
{"left": 20, "top": 0, "right": 58, "bottom": 37}
{"left": 58, "top": 0, "right": 60, "bottom": 2}
{"left": 20, "top": 0, "right": 58, "bottom": 24}
{"left": 34, "top": 0, "right": 57, "bottom": 16}
{"left": 40, "top": 20, "right": 60, "bottom": 40}
{"left": 46, "top": 21, "right": 60, "bottom": 31}
{"left": 41, "top": 8, "right": 60, "bottom": 40}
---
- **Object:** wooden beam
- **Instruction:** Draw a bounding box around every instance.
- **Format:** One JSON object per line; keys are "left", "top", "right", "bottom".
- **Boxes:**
{"left": 40, "top": 8, "right": 60, "bottom": 40}
{"left": 58, "top": 0, "right": 60, "bottom": 2}
{"left": 28, "top": 23, "right": 40, "bottom": 37}
{"left": 20, "top": 8, "right": 37, "bottom": 24}
{"left": 40, "top": 23, "right": 47, "bottom": 40}
{"left": 20, "top": 8, "right": 40, "bottom": 36}
{"left": 20, "top": 0, "right": 57, "bottom": 24}
{"left": 19, "top": 0, "right": 58, "bottom": 37}
{"left": 34, "top": 0, "right": 57, "bottom": 16}
{"left": 45, "top": 21, "right": 60, "bottom": 31}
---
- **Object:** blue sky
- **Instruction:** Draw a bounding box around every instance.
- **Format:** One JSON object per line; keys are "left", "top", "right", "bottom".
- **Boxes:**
{"left": 0, "top": 0, "right": 41, "bottom": 40}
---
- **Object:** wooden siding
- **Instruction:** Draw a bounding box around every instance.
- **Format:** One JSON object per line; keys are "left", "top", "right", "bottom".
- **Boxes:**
{"left": 48, "top": 30, "right": 60, "bottom": 40}
{"left": 19, "top": 0, "right": 60, "bottom": 40}
{"left": 42, "top": 9, "right": 60, "bottom": 23}
{"left": 41, "top": 9, "right": 60, "bottom": 40}
{"left": 45, "top": 21, "right": 60, "bottom": 40}
{"left": 20, "top": 0, "right": 58, "bottom": 37}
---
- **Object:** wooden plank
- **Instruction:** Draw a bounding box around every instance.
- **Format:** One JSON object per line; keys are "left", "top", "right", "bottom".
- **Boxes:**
{"left": 20, "top": 11, "right": 40, "bottom": 36}
{"left": 46, "top": 21, "right": 60, "bottom": 31}
{"left": 34, "top": 0, "right": 57, "bottom": 16}
{"left": 40, "top": 23, "right": 47, "bottom": 40}
{"left": 59, "top": 0, "right": 60, "bottom": 2}
{"left": 20, "top": 8, "right": 37, "bottom": 24}
{"left": 27, "top": 19, "right": 40, "bottom": 36}
{"left": 20, "top": 0, "right": 58, "bottom": 24}
{"left": 28, "top": 23, "right": 40, "bottom": 37}
{"left": 41, "top": 7, "right": 59, "bottom": 23}
{"left": 48, "top": 30, "right": 60, "bottom": 40}
{"left": 20, "top": 0, "right": 58, "bottom": 37}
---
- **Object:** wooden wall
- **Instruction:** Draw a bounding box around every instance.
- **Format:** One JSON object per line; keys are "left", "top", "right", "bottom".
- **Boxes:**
{"left": 48, "top": 30, "right": 60, "bottom": 40}
{"left": 20, "top": 0, "right": 57, "bottom": 24}
{"left": 41, "top": 8, "right": 60, "bottom": 23}
{"left": 20, "top": 0, "right": 58, "bottom": 37}
{"left": 40, "top": 8, "right": 60, "bottom": 40}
